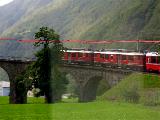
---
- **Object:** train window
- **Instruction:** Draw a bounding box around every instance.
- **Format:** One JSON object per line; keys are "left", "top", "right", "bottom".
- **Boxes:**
{"left": 128, "top": 56, "right": 133, "bottom": 61}
{"left": 100, "top": 54, "right": 104, "bottom": 58}
{"left": 78, "top": 53, "right": 83, "bottom": 57}
{"left": 94, "top": 54, "right": 98, "bottom": 58}
{"left": 105, "top": 54, "right": 109, "bottom": 59}
{"left": 122, "top": 55, "right": 126, "bottom": 60}
{"left": 134, "top": 56, "right": 140, "bottom": 60}
{"left": 72, "top": 53, "right": 76, "bottom": 57}
{"left": 158, "top": 56, "right": 160, "bottom": 64}
{"left": 91, "top": 53, "right": 94, "bottom": 57}
{"left": 151, "top": 56, "right": 156, "bottom": 63}
{"left": 137, "top": 56, "right": 141, "bottom": 60}
{"left": 110, "top": 55, "right": 114, "bottom": 59}
{"left": 147, "top": 57, "right": 150, "bottom": 63}
{"left": 68, "top": 53, "right": 71, "bottom": 58}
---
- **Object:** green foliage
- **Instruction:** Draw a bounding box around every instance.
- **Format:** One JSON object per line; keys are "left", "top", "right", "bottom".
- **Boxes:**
{"left": 66, "top": 74, "right": 79, "bottom": 98}
{"left": 34, "top": 26, "right": 59, "bottom": 47}
{"left": 96, "top": 79, "right": 111, "bottom": 96}
{"left": 122, "top": 85, "right": 140, "bottom": 103}
{"left": 51, "top": 71, "right": 69, "bottom": 101}
{"left": 0, "top": 0, "right": 160, "bottom": 57}
{"left": 32, "top": 88, "right": 41, "bottom": 97}
{"left": 13, "top": 70, "right": 33, "bottom": 104}
{"left": 99, "top": 73, "right": 160, "bottom": 106}
{"left": 27, "top": 27, "right": 68, "bottom": 103}
{"left": 144, "top": 74, "right": 160, "bottom": 88}
{"left": 141, "top": 89, "right": 160, "bottom": 106}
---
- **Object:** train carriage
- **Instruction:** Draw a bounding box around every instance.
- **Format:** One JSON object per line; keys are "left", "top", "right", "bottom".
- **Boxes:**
{"left": 62, "top": 49, "right": 158, "bottom": 72}
{"left": 95, "top": 51, "right": 145, "bottom": 70}
{"left": 94, "top": 51, "right": 118, "bottom": 67}
{"left": 62, "top": 50, "right": 94, "bottom": 64}
{"left": 146, "top": 52, "right": 160, "bottom": 72}
{"left": 119, "top": 52, "right": 145, "bottom": 70}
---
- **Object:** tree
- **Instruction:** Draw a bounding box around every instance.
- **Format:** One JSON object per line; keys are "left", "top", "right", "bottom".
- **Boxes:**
{"left": 29, "top": 27, "right": 68, "bottom": 103}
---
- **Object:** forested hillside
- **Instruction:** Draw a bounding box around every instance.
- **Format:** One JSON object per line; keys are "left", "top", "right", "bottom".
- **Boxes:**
{"left": 0, "top": 0, "right": 160, "bottom": 58}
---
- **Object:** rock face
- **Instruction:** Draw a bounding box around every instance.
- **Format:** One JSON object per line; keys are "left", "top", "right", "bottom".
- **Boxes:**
{"left": 0, "top": 0, "right": 160, "bottom": 57}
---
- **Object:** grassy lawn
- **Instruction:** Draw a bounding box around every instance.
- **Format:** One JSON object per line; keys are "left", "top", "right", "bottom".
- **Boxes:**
{"left": 1, "top": 73, "right": 160, "bottom": 120}
{"left": 0, "top": 97, "right": 160, "bottom": 120}
{"left": 0, "top": 97, "right": 52, "bottom": 120}
{"left": 52, "top": 101, "right": 160, "bottom": 120}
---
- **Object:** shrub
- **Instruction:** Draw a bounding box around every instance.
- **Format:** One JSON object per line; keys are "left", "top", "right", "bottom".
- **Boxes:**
{"left": 141, "top": 89, "right": 160, "bottom": 106}
{"left": 122, "top": 85, "right": 140, "bottom": 103}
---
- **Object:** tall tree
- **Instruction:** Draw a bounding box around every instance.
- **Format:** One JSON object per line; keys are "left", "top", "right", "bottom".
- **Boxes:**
{"left": 30, "top": 27, "right": 68, "bottom": 103}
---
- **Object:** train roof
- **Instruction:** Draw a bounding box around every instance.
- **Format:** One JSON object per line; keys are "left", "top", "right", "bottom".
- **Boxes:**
{"left": 95, "top": 51, "right": 144, "bottom": 55}
{"left": 66, "top": 50, "right": 144, "bottom": 55}
{"left": 66, "top": 50, "right": 92, "bottom": 53}
{"left": 146, "top": 52, "right": 160, "bottom": 56}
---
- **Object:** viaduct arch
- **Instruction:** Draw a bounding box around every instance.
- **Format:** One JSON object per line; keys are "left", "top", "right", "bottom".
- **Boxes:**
{"left": 61, "top": 65, "right": 133, "bottom": 102}
{"left": 0, "top": 59, "right": 133, "bottom": 103}
{"left": 0, "top": 59, "right": 32, "bottom": 103}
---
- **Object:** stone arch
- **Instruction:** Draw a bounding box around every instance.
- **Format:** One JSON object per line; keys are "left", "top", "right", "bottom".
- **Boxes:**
{"left": 65, "top": 73, "right": 79, "bottom": 97}
{"left": 65, "top": 72, "right": 103, "bottom": 102}
{"left": 60, "top": 65, "right": 133, "bottom": 102}
{"left": 79, "top": 76, "right": 103, "bottom": 102}
{"left": 0, "top": 67, "right": 9, "bottom": 82}
{"left": 0, "top": 60, "right": 31, "bottom": 103}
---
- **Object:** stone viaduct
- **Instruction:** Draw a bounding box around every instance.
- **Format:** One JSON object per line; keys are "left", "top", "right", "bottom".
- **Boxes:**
{"left": 0, "top": 58, "right": 32, "bottom": 103}
{"left": 61, "top": 65, "right": 133, "bottom": 102}
{"left": 0, "top": 58, "right": 133, "bottom": 103}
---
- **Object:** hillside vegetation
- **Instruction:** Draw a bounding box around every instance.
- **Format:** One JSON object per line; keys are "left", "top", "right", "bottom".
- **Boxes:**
{"left": 0, "top": 0, "right": 160, "bottom": 57}
{"left": 99, "top": 73, "right": 160, "bottom": 106}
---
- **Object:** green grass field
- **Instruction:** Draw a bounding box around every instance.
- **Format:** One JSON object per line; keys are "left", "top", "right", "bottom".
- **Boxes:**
{"left": 0, "top": 97, "right": 160, "bottom": 120}
{"left": 1, "top": 73, "right": 160, "bottom": 120}
{"left": 0, "top": 97, "right": 52, "bottom": 120}
{"left": 52, "top": 101, "right": 160, "bottom": 120}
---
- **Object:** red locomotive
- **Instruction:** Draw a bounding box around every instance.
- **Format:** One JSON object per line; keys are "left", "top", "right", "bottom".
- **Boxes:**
{"left": 146, "top": 52, "right": 160, "bottom": 72}
{"left": 62, "top": 49, "right": 160, "bottom": 72}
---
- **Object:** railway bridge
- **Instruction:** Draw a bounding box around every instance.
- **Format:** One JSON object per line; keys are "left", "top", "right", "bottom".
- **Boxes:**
{"left": 0, "top": 57, "right": 33, "bottom": 103}
{"left": 0, "top": 58, "right": 133, "bottom": 103}
{"left": 61, "top": 65, "right": 133, "bottom": 102}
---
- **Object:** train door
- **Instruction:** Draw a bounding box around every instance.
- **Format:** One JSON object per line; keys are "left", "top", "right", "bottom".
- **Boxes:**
{"left": 157, "top": 56, "right": 160, "bottom": 64}
{"left": 110, "top": 54, "right": 114, "bottom": 63}
{"left": 117, "top": 54, "right": 121, "bottom": 66}
{"left": 157, "top": 56, "right": 160, "bottom": 72}
{"left": 142, "top": 55, "right": 146, "bottom": 71}
{"left": 68, "top": 52, "right": 71, "bottom": 63}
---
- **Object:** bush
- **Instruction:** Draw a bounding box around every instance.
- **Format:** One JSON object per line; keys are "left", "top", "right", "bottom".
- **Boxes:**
{"left": 122, "top": 85, "right": 140, "bottom": 103}
{"left": 66, "top": 74, "right": 79, "bottom": 98}
{"left": 141, "top": 89, "right": 160, "bottom": 106}
{"left": 97, "top": 79, "right": 111, "bottom": 96}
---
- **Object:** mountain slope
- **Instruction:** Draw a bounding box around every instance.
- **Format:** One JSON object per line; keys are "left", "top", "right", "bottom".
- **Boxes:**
{"left": 0, "top": 0, "right": 160, "bottom": 57}
{"left": 0, "top": 0, "right": 52, "bottom": 34}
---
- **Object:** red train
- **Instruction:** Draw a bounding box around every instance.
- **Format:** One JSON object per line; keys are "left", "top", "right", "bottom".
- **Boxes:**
{"left": 62, "top": 49, "right": 160, "bottom": 72}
